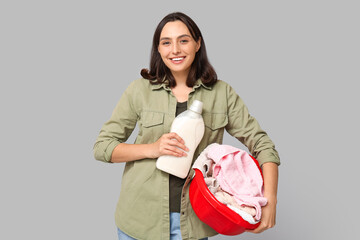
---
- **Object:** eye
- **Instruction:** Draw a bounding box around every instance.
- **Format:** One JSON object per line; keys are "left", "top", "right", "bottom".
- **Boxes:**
{"left": 161, "top": 41, "right": 171, "bottom": 46}
{"left": 180, "top": 39, "right": 189, "bottom": 44}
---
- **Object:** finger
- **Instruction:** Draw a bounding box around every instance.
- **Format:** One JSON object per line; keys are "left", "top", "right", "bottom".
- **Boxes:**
{"left": 164, "top": 144, "right": 187, "bottom": 156}
{"left": 247, "top": 221, "right": 266, "bottom": 234}
{"left": 246, "top": 225, "right": 265, "bottom": 234}
{"left": 163, "top": 147, "right": 187, "bottom": 157}
{"left": 246, "top": 220, "right": 275, "bottom": 234}
{"left": 169, "top": 139, "right": 189, "bottom": 152}
{"left": 162, "top": 150, "right": 181, "bottom": 157}
{"left": 168, "top": 132, "right": 185, "bottom": 145}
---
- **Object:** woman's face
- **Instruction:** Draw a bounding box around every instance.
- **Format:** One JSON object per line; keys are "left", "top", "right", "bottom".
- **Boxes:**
{"left": 158, "top": 21, "right": 201, "bottom": 79}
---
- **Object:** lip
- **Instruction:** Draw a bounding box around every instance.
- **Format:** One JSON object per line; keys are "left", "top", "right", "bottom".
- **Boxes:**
{"left": 169, "top": 56, "right": 186, "bottom": 64}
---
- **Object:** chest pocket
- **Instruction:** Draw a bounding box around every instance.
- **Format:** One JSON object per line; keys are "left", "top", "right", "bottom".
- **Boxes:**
{"left": 203, "top": 113, "right": 228, "bottom": 130}
{"left": 139, "top": 111, "right": 165, "bottom": 143}
{"left": 195, "top": 113, "right": 228, "bottom": 158}
{"left": 142, "top": 111, "right": 164, "bottom": 128}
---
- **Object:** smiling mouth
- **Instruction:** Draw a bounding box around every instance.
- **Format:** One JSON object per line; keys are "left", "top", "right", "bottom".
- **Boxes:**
{"left": 170, "top": 56, "right": 186, "bottom": 63}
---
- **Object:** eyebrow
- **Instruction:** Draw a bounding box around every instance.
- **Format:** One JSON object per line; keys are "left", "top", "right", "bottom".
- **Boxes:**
{"left": 160, "top": 34, "right": 192, "bottom": 41}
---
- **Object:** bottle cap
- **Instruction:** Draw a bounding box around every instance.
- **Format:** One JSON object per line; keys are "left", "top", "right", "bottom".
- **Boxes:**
{"left": 189, "top": 100, "right": 203, "bottom": 114}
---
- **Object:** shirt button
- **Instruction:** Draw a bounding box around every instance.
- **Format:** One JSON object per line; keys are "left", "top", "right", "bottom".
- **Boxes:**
{"left": 182, "top": 211, "right": 185, "bottom": 215}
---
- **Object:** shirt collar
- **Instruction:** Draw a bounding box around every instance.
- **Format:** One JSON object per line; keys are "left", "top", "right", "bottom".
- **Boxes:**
{"left": 150, "top": 79, "right": 171, "bottom": 91}
{"left": 193, "top": 79, "right": 212, "bottom": 90}
{"left": 150, "top": 79, "right": 212, "bottom": 91}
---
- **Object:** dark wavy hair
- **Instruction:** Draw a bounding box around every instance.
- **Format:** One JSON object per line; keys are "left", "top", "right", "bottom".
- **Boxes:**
{"left": 141, "top": 12, "right": 217, "bottom": 88}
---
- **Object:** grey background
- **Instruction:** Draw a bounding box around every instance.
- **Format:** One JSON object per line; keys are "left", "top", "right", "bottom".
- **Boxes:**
{"left": 1, "top": 0, "right": 359, "bottom": 239}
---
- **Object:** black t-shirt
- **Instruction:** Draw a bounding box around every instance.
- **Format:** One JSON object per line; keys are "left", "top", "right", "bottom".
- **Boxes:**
{"left": 169, "top": 101, "right": 187, "bottom": 212}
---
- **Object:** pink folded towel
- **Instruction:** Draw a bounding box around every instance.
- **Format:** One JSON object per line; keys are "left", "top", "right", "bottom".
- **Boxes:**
{"left": 202, "top": 143, "right": 267, "bottom": 221}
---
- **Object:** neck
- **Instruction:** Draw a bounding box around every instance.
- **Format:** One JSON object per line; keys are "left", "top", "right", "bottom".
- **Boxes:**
{"left": 172, "top": 71, "right": 189, "bottom": 86}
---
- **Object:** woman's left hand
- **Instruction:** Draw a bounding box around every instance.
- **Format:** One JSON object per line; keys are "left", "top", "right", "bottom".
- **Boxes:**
{"left": 246, "top": 198, "right": 277, "bottom": 234}
{"left": 247, "top": 162, "right": 278, "bottom": 234}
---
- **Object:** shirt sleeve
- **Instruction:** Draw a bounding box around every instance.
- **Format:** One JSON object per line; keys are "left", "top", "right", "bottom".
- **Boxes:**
{"left": 225, "top": 84, "right": 280, "bottom": 166}
{"left": 93, "top": 82, "right": 138, "bottom": 163}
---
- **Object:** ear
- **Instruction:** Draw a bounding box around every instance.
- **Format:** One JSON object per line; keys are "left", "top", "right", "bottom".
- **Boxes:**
{"left": 196, "top": 37, "right": 201, "bottom": 52}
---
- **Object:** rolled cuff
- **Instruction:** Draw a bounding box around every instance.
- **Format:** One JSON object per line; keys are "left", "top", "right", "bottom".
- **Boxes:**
{"left": 94, "top": 140, "right": 121, "bottom": 163}
{"left": 256, "top": 149, "right": 280, "bottom": 167}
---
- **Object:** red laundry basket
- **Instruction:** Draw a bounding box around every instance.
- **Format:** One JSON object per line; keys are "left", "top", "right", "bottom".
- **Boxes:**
{"left": 189, "top": 155, "right": 263, "bottom": 235}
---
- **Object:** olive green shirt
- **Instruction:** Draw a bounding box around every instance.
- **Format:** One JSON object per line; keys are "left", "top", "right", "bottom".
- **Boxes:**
{"left": 93, "top": 78, "right": 280, "bottom": 240}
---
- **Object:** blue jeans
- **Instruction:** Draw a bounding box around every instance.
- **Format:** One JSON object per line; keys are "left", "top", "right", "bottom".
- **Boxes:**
{"left": 117, "top": 212, "right": 208, "bottom": 240}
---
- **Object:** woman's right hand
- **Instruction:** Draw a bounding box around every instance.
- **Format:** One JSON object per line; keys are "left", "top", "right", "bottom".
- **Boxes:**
{"left": 150, "top": 132, "right": 189, "bottom": 158}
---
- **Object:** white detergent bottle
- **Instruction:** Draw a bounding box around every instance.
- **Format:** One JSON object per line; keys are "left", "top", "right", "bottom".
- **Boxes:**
{"left": 156, "top": 100, "right": 205, "bottom": 179}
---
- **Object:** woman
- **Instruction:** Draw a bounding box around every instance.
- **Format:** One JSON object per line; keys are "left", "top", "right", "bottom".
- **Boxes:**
{"left": 94, "top": 12, "right": 280, "bottom": 240}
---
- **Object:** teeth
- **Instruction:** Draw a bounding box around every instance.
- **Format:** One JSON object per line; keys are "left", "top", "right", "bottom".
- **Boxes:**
{"left": 172, "top": 57, "right": 184, "bottom": 61}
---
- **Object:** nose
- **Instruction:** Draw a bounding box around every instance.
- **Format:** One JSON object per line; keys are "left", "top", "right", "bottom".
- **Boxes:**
{"left": 172, "top": 42, "right": 180, "bottom": 54}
